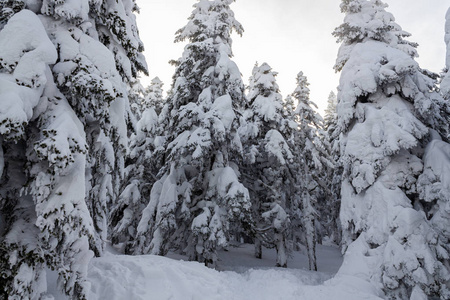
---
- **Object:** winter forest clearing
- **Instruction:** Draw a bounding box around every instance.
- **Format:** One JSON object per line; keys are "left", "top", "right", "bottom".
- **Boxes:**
{"left": 1, "top": 0, "right": 450, "bottom": 299}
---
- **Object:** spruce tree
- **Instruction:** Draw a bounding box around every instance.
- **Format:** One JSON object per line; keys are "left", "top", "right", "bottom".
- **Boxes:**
{"left": 291, "top": 72, "right": 331, "bottom": 271}
{"left": 334, "top": 0, "right": 450, "bottom": 298}
{"left": 0, "top": 0, "right": 147, "bottom": 297}
{"left": 128, "top": 79, "right": 146, "bottom": 121}
{"left": 324, "top": 91, "right": 337, "bottom": 132}
{"left": 0, "top": 10, "right": 94, "bottom": 299}
{"left": 441, "top": 8, "right": 450, "bottom": 100}
{"left": 320, "top": 91, "right": 341, "bottom": 244}
{"left": 110, "top": 90, "right": 162, "bottom": 254}
{"left": 241, "top": 62, "right": 293, "bottom": 267}
{"left": 134, "top": 0, "right": 251, "bottom": 267}
{"left": 144, "top": 77, "right": 165, "bottom": 115}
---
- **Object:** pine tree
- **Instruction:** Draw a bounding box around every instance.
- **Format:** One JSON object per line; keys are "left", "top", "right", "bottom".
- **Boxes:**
{"left": 110, "top": 91, "right": 162, "bottom": 254}
{"left": 334, "top": 0, "right": 450, "bottom": 298}
{"left": 291, "top": 72, "right": 331, "bottom": 271}
{"left": 128, "top": 79, "right": 146, "bottom": 120}
{"left": 134, "top": 0, "right": 251, "bottom": 267}
{"left": 0, "top": 10, "right": 94, "bottom": 299}
{"left": 441, "top": 8, "right": 450, "bottom": 100}
{"left": 144, "top": 77, "right": 165, "bottom": 115}
{"left": 320, "top": 91, "right": 341, "bottom": 244}
{"left": 241, "top": 62, "right": 293, "bottom": 267}
{"left": 324, "top": 91, "right": 337, "bottom": 132}
{"left": 0, "top": 0, "right": 147, "bottom": 297}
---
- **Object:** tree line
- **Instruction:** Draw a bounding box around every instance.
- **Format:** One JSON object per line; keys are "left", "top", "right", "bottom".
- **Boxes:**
{"left": 0, "top": 0, "right": 450, "bottom": 299}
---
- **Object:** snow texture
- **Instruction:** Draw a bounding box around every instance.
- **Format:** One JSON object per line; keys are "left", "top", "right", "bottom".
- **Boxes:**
{"left": 335, "top": 1, "right": 450, "bottom": 298}
{"left": 0, "top": 10, "right": 57, "bottom": 141}
{"left": 81, "top": 245, "right": 381, "bottom": 300}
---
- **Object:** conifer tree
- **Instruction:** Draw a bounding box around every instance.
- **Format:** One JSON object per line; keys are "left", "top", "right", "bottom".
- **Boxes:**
{"left": 291, "top": 72, "right": 331, "bottom": 271}
{"left": 320, "top": 91, "right": 341, "bottom": 244}
{"left": 324, "top": 91, "right": 337, "bottom": 132}
{"left": 144, "top": 77, "right": 165, "bottom": 115}
{"left": 134, "top": 0, "right": 251, "bottom": 267}
{"left": 110, "top": 91, "right": 162, "bottom": 254}
{"left": 441, "top": 8, "right": 450, "bottom": 100}
{"left": 128, "top": 79, "right": 146, "bottom": 120}
{"left": 0, "top": 0, "right": 147, "bottom": 297}
{"left": 0, "top": 10, "right": 94, "bottom": 299}
{"left": 241, "top": 62, "right": 294, "bottom": 267}
{"left": 334, "top": 0, "right": 450, "bottom": 298}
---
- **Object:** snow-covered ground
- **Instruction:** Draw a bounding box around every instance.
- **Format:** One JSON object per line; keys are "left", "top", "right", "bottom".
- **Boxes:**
{"left": 48, "top": 243, "right": 382, "bottom": 300}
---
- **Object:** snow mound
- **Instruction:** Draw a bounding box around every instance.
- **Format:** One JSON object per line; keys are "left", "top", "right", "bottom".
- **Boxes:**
{"left": 72, "top": 244, "right": 382, "bottom": 300}
{"left": 47, "top": 244, "right": 381, "bottom": 300}
{"left": 85, "top": 253, "right": 381, "bottom": 300}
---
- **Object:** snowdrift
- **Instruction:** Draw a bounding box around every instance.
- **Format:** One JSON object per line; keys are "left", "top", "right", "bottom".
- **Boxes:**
{"left": 86, "top": 253, "right": 382, "bottom": 300}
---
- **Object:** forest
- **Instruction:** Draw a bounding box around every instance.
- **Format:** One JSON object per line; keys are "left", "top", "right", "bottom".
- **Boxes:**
{"left": 0, "top": 0, "right": 449, "bottom": 299}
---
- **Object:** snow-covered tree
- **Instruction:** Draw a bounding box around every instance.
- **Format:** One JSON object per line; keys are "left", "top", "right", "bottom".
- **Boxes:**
{"left": 0, "top": 10, "right": 94, "bottom": 299}
{"left": 291, "top": 72, "right": 331, "bottom": 271}
{"left": 38, "top": 0, "right": 148, "bottom": 256}
{"left": 144, "top": 77, "right": 165, "bottom": 115}
{"left": 441, "top": 8, "right": 450, "bottom": 100}
{"left": 334, "top": 0, "right": 450, "bottom": 298}
{"left": 0, "top": 0, "right": 147, "bottom": 298}
{"left": 110, "top": 93, "right": 162, "bottom": 254}
{"left": 320, "top": 91, "right": 341, "bottom": 244}
{"left": 324, "top": 91, "right": 337, "bottom": 132}
{"left": 134, "top": 0, "right": 251, "bottom": 267}
{"left": 128, "top": 79, "right": 146, "bottom": 120}
{"left": 241, "top": 62, "right": 294, "bottom": 267}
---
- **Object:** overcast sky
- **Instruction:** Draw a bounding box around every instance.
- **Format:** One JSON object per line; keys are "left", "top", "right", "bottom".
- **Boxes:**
{"left": 136, "top": 0, "right": 449, "bottom": 114}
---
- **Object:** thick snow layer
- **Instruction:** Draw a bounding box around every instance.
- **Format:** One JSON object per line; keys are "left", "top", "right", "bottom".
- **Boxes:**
{"left": 0, "top": 10, "right": 57, "bottom": 140}
{"left": 48, "top": 244, "right": 381, "bottom": 300}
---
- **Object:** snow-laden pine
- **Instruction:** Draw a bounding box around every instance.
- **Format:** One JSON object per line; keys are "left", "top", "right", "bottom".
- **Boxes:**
{"left": 291, "top": 72, "right": 332, "bottom": 271}
{"left": 128, "top": 79, "right": 147, "bottom": 121}
{"left": 334, "top": 0, "right": 450, "bottom": 298}
{"left": 319, "top": 91, "right": 341, "bottom": 245}
{"left": 144, "top": 77, "right": 165, "bottom": 116}
{"left": 0, "top": 0, "right": 147, "bottom": 298}
{"left": 240, "top": 62, "right": 294, "bottom": 267}
{"left": 110, "top": 79, "right": 165, "bottom": 254}
{"left": 0, "top": 10, "right": 94, "bottom": 299}
{"left": 133, "top": 0, "right": 251, "bottom": 267}
{"left": 441, "top": 7, "right": 450, "bottom": 100}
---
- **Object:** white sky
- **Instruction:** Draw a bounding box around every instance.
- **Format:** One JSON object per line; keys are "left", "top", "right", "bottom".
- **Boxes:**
{"left": 136, "top": 0, "right": 449, "bottom": 114}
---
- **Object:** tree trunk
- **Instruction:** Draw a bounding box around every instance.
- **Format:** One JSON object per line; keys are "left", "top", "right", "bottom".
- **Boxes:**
{"left": 255, "top": 239, "right": 262, "bottom": 259}
{"left": 275, "top": 232, "right": 287, "bottom": 268}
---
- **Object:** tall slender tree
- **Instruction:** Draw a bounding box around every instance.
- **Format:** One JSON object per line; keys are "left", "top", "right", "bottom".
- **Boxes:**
{"left": 134, "top": 0, "right": 251, "bottom": 267}
{"left": 320, "top": 91, "right": 341, "bottom": 244}
{"left": 110, "top": 90, "right": 162, "bottom": 254}
{"left": 334, "top": 0, "right": 450, "bottom": 298}
{"left": 241, "top": 62, "right": 293, "bottom": 267}
{"left": 441, "top": 7, "right": 450, "bottom": 100}
{"left": 291, "top": 72, "right": 331, "bottom": 271}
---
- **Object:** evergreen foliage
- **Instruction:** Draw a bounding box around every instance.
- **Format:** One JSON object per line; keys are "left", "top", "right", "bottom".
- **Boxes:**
{"left": 240, "top": 62, "right": 294, "bottom": 267}
{"left": 0, "top": 0, "right": 147, "bottom": 297}
{"left": 134, "top": 0, "right": 251, "bottom": 267}
{"left": 291, "top": 72, "right": 332, "bottom": 271}
{"left": 334, "top": 0, "right": 450, "bottom": 298}
{"left": 320, "top": 91, "right": 341, "bottom": 244}
{"left": 441, "top": 8, "right": 450, "bottom": 101}
{"left": 144, "top": 77, "right": 165, "bottom": 115}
